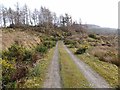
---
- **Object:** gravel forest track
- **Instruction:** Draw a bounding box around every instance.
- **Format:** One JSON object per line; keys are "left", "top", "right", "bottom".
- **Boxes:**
{"left": 62, "top": 41, "right": 111, "bottom": 88}
{"left": 43, "top": 41, "right": 111, "bottom": 88}
{"left": 43, "top": 42, "right": 61, "bottom": 88}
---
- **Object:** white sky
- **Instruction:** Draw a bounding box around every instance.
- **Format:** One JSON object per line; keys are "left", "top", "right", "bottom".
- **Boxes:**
{"left": 0, "top": 0, "right": 119, "bottom": 28}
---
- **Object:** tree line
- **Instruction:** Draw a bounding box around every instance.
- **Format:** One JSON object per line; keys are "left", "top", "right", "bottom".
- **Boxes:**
{"left": 0, "top": 2, "right": 75, "bottom": 28}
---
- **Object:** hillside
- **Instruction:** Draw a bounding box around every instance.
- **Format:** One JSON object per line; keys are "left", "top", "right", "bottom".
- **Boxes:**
{"left": 1, "top": 25, "right": 119, "bottom": 89}
{"left": 2, "top": 29, "right": 41, "bottom": 50}
{"left": 0, "top": 1, "right": 119, "bottom": 89}
{"left": 85, "top": 24, "right": 117, "bottom": 34}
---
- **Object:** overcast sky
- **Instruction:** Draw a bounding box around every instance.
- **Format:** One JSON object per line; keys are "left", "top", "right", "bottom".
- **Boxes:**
{"left": 0, "top": 0, "right": 119, "bottom": 28}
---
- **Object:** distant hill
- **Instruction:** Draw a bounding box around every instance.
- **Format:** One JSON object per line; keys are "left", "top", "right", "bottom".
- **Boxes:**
{"left": 83, "top": 24, "right": 117, "bottom": 35}
{"left": 85, "top": 24, "right": 101, "bottom": 28}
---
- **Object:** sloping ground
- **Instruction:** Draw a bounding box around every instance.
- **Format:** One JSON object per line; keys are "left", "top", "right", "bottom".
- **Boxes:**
{"left": 2, "top": 29, "right": 41, "bottom": 50}
{"left": 1, "top": 28, "right": 58, "bottom": 88}
{"left": 21, "top": 46, "right": 56, "bottom": 88}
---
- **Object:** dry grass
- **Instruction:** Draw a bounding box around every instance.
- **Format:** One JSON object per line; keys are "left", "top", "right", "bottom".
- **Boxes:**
{"left": 2, "top": 29, "right": 41, "bottom": 50}
{"left": 90, "top": 46, "right": 119, "bottom": 66}
{"left": 70, "top": 48, "right": 118, "bottom": 88}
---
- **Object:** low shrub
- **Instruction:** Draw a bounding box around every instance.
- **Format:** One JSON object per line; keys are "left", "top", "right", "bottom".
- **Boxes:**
{"left": 68, "top": 42, "right": 79, "bottom": 48}
{"left": 1, "top": 43, "right": 43, "bottom": 88}
{"left": 64, "top": 39, "right": 77, "bottom": 47}
{"left": 43, "top": 36, "right": 57, "bottom": 41}
{"left": 2, "top": 44, "right": 33, "bottom": 62}
{"left": 23, "top": 50, "right": 33, "bottom": 61}
{"left": 31, "top": 52, "right": 41, "bottom": 64}
{"left": 1, "top": 59, "right": 16, "bottom": 88}
{"left": 35, "top": 45, "right": 48, "bottom": 54}
{"left": 11, "top": 65, "right": 28, "bottom": 82}
{"left": 1, "top": 39, "right": 56, "bottom": 88}
{"left": 88, "top": 34, "right": 97, "bottom": 39}
{"left": 64, "top": 39, "right": 74, "bottom": 45}
{"left": 43, "top": 41, "right": 56, "bottom": 49}
{"left": 75, "top": 45, "right": 88, "bottom": 54}
{"left": 75, "top": 48, "right": 86, "bottom": 54}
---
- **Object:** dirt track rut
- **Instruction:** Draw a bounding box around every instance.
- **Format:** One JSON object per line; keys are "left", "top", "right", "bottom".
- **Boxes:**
{"left": 63, "top": 42, "right": 111, "bottom": 88}
{"left": 43, "top": 42, "right": 61, "bottom": 88}
{"left": 43, "top": 41, "right": 111, "bottom": 88}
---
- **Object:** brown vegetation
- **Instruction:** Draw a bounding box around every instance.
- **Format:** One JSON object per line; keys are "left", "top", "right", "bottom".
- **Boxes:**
{"left": 2, "top": 29, "right": 41, "bottom": 50}
{"left": 90, "top": 46, "right": 118, "bottom": 66}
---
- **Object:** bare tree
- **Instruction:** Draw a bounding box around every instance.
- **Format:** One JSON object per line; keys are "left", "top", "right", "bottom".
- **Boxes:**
{"left": 0, "top": 3, "right": 75, "bottom": 29}
{"left": 7, "top": 7, "right": 14, "bottom": 25}
{"left": 19, "top": 9, "right": 25, "bottom": 25}
{"left": 79, "top": 18, "right": 84, "bottom": 32}
{"left": 60, "top": 13, "right": 72, "bottom": 27}
{"left": 32, "top": 8, "right": 38, "bottom": 26}
{"left": 23, "top": 4, "right": 29, "bottom": 25}
{"left": 60, "top": 15, "right": 66, "bottom": 27}
{"left": 52, "top": 12, "right": 58, "bottom": 26}
{"left": 0, "top": 5, "right": 2, "bottom": 27}
{"left": 28, "top": 9, "right": 33, "bottom": 25}
{"left": 1, "top": 5, "right": 7, "bottom": 27}
{"left": 41, "top": 7, "right": 53, "bottom": 27}
{"left": 14, "top": 2, "right": 21, "bottom": 25}
{"left": 65, "top": 13, "right": 72, "bottom": 27}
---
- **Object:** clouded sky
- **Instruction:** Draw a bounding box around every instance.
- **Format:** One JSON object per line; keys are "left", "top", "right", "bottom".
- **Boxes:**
{"left": 0, "top": 0, "right": 119, "bottom": 28}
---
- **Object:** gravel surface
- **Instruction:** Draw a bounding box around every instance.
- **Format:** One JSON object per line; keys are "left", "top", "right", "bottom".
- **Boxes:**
{"left": 63, "top": 42, "right": 111, "bottom": 88}
{"left": 43, "top": 41, "right": 111, "bottom": 88}
{"left": 43, "top": 42, "right": 61, "bottom": 88}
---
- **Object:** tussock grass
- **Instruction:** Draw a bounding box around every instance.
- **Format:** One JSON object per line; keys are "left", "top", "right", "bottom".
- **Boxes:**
{"left": 58, "top": 41, "right": 90, "bottom": 88}
{"left": 90, "top": 46, "right": 118, "bottom": 66}
{"left": 2, "top": 29, "right": 41, "bottom": 50}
